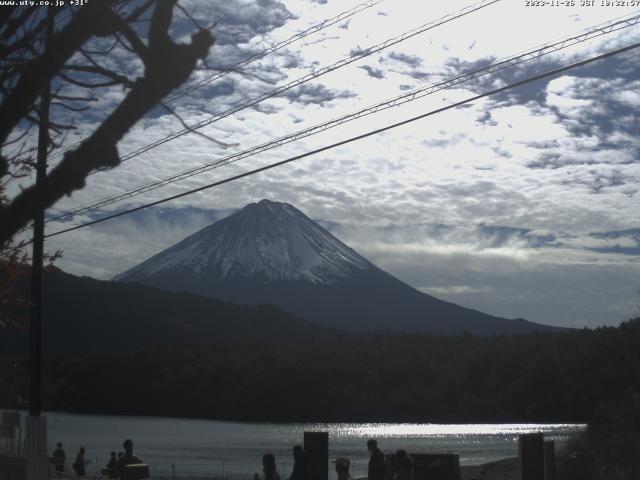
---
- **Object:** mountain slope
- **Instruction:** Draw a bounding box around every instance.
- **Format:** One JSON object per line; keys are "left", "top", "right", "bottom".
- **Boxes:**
{"left": 115, "top": 199, "right": 559, "bottom": 335}
{"left": 114, "top": 199, "right": 371, "bottom": 284}
{"left": 0, "top": 268, "right": 338, "bottom": 354}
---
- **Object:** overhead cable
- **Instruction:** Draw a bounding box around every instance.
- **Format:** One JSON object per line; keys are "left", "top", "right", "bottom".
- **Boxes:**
{"left": 50, "top": 0, "right": 385, "bottom": 160}
{"left": 165, "top": 0, "right": 386, "bottom": 104}
{"left": 45, "top": 11, "right": 640, "bottom": 224}
{"left": 43, "top": 40, "right": 640, "bottom": 239}
{"left": 99, "top": 0, "right": 501, "bottom": 167}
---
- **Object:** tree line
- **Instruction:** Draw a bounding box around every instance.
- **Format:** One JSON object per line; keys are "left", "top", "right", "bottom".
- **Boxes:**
{"left": 2, "top": 318, "right": 639, "bottom": 423}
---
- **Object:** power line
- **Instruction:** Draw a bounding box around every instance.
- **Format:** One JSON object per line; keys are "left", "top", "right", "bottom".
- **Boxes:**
{"left": 45, "top": 11, "right": 640, "bottom": 224}
{"left": 12, "top": 0, "right": 501, "bottom": 240}
{"left": 165, "top": 0, "right": 385, "bottom": 104}
{"left": 49, "top": 0, "right": 385, "bottom": 160}
{"left": 96, "top": 0, "right": 501, "bottom": 168}
{"left": 44, "top": 40, "right": 640, "bottom": 239}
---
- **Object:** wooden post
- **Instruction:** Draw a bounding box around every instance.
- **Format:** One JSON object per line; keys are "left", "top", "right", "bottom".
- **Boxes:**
{"left": 544, "top": 441, "right": 556, "bottom": 480}
{"left": 519, "top": 433, "right": 544, "bottom": 480}
{"left": 304, "top": 432, "right": 328, "bottom": 480}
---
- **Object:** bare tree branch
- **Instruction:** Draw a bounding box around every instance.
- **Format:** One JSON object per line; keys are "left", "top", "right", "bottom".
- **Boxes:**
{"left": 0, "top": 0, "right": 215, "bottom": 244}
{"left": 0, "top": 7, "right": 37, "bottom": 42}
{"left": 0, "top": 2, "right": 112, "bottom": 146}
{"left": 51, "top": 102, "right": 91, "bottom": 113}
{"left": 62, "top": 64, "right": 134, "bottom": 87}
{"left": 57, "top": 71, "right": 126, "bottom": 89}
{"left": 159, "top": 101, "right": 238, "bottom": 148}
{"left": 124, "top": 0, "right": 156, "bottom": 23}
{"left": 107, "top": 12, "right": 149, "bottom": 61}
{"left": 50, "top": 93, "right": 98, "bottom": 103}
{"left": 82, "top": 38, "right": 120, "bottom": 56}
{"left": 176, "top": 2, "right": 205, "bottom": 31}
{"left": 1, "top": 123, "right": 35, "bottom": 149}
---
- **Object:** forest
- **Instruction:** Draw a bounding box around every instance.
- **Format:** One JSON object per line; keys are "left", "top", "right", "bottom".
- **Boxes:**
{"left": 1, "top": 317, "right": 639, "bottom": 423}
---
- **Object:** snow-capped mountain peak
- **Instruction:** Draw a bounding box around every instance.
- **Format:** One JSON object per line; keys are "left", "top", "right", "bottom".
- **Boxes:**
{"left": 114, "top": 199, "right": 372, "bottom": 284}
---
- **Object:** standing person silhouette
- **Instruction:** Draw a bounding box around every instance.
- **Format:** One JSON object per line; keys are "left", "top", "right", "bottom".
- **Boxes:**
{"left": 51, "top": 442, "right": 66, "bottom": 474}
{"left": 367, "top": 439, "right": 385, "bottom": 480}
{"left": 289, "top": 445, "right": 307, "bottom": 480}
{"left": 262, "top": 453, "right": 281, "bottom": 480}
{"left": 393, "top": 450, "right": 413, "bottom": 480}
{"left": 105, "top": 451, "right": 118, "bottom": 478}
{"left": 72, "top": 447, "right": 90, "bottom": 477}
{"left": 333, "top": 457, "right": 352, "bottom": 480}
{"left": 116, "top": 439, "right": 142, "bottom": 480}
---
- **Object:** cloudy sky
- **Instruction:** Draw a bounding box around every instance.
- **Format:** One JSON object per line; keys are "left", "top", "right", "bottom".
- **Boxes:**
{"left": 10, "top": 0, "right": 640, "bottom": 328}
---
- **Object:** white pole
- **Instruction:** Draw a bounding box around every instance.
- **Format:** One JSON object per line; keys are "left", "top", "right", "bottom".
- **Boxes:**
{"left": 26, "top": 415, "right": 48, "bottom": 480}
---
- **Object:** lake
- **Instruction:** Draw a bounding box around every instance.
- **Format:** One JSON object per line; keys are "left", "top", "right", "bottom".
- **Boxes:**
{"left": 8, "top": 411, "right": 583, "bottom": 479}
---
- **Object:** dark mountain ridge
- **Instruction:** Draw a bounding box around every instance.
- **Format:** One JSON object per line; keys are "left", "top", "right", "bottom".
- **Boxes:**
{"left": 0, "top": 268, "right": 338, "bottom": 354}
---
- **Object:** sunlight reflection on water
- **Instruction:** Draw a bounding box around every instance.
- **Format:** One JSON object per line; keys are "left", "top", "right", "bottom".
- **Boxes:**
{"left": 312, "top": 422, "right": 581, "bottom": 438}
{"left": 15, "top": 412, "right": 583, "bottom": 479}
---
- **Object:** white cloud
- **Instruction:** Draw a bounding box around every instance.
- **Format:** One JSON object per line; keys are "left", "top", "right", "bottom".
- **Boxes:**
{"left": 6, "top": 0, "right": 640, "bottom": 329}
{"left": 419, "top": 285, "right": 494, "bottom": 296}
{"left": 614, "top": 89, "right": 640, "bottom": 108}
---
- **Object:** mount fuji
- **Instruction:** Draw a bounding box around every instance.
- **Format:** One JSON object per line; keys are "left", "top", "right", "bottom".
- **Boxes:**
{"left": 114, "top": 199, "right": 557, "bottom": 335}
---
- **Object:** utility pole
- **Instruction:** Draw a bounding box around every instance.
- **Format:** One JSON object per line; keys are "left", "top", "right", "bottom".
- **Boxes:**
{"left": 27, "top": 7, "right": 54, "bottom": 480}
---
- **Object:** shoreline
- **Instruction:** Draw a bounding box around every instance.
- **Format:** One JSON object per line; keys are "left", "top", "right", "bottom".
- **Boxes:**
{"left": 1, "top": 407, "right": 587, "bottom": 428}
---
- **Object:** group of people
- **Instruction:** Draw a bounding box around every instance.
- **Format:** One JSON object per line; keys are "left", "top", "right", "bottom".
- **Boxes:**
{"left": 53, "top": 437, "right": 411, "bottom": 480}
{"left": 364, "top": 439, "right": 414, "bottom": 480}
{"left": 51, "top": 442, "right": 91, "bottom": 477}
{"left": 257, "top": 439, "right": 413, "bottom": 480}
{"left": 50, "top": 438, "right": 142, "bottom": 479}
